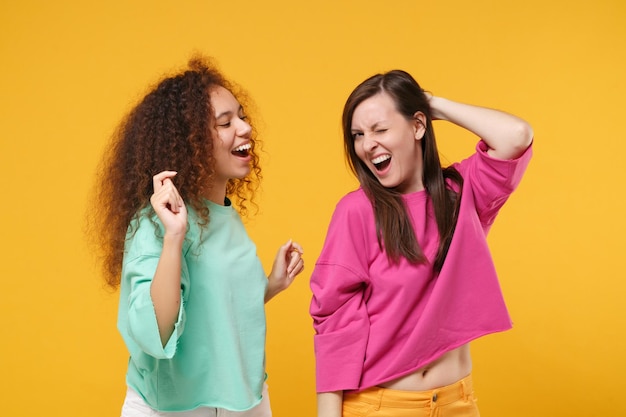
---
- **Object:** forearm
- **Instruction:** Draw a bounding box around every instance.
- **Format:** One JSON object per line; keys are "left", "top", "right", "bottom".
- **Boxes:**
{"left": 429, "top": 96, "right": 533, "bottom": 160}
{"left": 317, "top": 391, "right": 343, "bottom": 417}
{"left": 150, "top": 233, "right": 184, "bottom": 346}
{"left": 264, "top": 281, "right": 279, "bottom": 303}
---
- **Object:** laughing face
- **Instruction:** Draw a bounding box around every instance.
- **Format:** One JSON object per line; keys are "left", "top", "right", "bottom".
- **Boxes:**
{"left": 350, "top": 92, "right": 426, "bottom": 194}
{"left": 209, "top": 86, "right": 253, "bottom": 187}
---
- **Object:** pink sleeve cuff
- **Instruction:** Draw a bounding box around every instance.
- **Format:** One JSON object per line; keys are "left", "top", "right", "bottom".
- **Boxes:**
{"left": 314, "top": 316, "right": 369, "bottom": 392}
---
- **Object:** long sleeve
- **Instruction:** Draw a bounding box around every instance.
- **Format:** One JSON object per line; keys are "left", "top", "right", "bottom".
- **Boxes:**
{"left": 123, "top": 254, "right": 187, "bottom": 359}
{"left": 310, "top": 196, "right": 372, "bottom": 392}
{"left": 118, "top": 213, "right": 189, "bottom": 360}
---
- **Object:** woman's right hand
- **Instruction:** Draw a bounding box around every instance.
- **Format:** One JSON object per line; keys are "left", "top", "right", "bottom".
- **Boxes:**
{"left": 425, "top": 92, "right": 446, "bottom": 121}
{"left": 150, "top": 171, "right": 187, "bottom": 237}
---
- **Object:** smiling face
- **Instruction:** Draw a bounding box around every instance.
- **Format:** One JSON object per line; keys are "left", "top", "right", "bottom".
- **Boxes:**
{"left": 209, "top": 86, "right": 253, "bottom": 189}
{"left": 350, "top": 92, "right": 426, "bottom": 193}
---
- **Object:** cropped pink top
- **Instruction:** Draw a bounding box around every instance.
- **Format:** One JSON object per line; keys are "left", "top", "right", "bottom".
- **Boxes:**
{"left": 310, "top": 141, "right": 532, "bottom": 392}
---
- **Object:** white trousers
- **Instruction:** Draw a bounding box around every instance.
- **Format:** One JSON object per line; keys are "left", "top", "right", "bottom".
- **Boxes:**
{"left": 120, "top": 383, "right": 272, "bottom": 417}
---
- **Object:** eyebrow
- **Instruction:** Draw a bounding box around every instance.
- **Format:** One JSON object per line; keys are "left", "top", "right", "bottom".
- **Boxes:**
{"left": 215, "top": 105, "right": 243, "bottom": 120}
{"left": 352, "top": 121, "right": 384, "bottom": 132}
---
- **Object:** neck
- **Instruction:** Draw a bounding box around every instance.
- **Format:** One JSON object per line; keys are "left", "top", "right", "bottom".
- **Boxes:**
{"left": 205, "top": 182, "right": 227, "bottom": 206}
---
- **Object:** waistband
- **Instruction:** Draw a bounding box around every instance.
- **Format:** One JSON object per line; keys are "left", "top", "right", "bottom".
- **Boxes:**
{"left": 344, "top": 374, "right": 474, "bottom": 408}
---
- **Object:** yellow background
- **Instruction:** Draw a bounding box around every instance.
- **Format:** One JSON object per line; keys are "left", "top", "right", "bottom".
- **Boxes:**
{"left": 1, "top": 0, "right": 625, "bottom": 416}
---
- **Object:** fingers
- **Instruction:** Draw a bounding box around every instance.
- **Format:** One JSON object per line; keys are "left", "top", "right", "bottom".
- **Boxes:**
{"left": 290, "top": 241, "right": 304, "bottom": 255}
{"left": 151, "top": 171, "right": 184, "bottom": 213}
{"left": 267, "top": 239, "right": 305, "bottom": 298}
{"left": 153, "top": 170, "right": 178, "bottom": 192}
{"left": 286, "top": 240, "right": 305, "bottom": 279}
{"left": 280, "top": 239, "right": 303, "bottom": 256}
{"left": 148, "top": 171, "right": 188, "bottom": 237}
{"left": 288, "top": 256, "right": 304, "bottom": 279}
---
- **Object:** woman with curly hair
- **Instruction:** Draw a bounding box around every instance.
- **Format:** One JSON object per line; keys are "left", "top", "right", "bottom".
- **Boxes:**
{"left": 89, "top": 55, "right": 304, "bottom": 416}
{"left": 310, "top": 70, "right": 533, "bottom": 416}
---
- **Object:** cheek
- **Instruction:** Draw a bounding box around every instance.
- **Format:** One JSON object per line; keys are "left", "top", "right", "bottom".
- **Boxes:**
{"left": 353, "top": 143, "right": 366, "bottom": 162}
{"left": 213, "top": 133, "right": 229, "bottom": 151}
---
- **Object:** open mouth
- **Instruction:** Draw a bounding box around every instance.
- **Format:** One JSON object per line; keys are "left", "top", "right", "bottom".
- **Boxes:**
{"left": 372, "top": 154, "right": 391, "bottom": 172}
{"left": 232, "top": 143, "right": 251, "bottom": 157}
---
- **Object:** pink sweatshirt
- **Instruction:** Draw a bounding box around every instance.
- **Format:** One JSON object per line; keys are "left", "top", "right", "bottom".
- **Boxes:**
{"left": 310, "top": 141, "right": 532, "bottom": 393}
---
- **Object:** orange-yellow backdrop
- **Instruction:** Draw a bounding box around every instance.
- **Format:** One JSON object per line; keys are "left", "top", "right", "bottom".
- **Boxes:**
{"left": 1, "top": 1, "right": 625, "bottom": 416}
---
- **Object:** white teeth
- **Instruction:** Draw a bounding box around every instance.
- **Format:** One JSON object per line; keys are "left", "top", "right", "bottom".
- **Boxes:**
{"left": 234, "top": 143, "right": 251, "bottom": 152}
{"left": 372, "top": 154, "right": 391, "bottom": 165}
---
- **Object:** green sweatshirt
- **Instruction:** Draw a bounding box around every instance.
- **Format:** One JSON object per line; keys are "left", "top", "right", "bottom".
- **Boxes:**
{"left": 117, "top": 198, "right": 267, "bottom": 412}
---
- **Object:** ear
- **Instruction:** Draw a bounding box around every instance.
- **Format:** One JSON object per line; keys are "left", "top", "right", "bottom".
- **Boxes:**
{"left": 413, "top": 111, "right": 427, "bottom": 140}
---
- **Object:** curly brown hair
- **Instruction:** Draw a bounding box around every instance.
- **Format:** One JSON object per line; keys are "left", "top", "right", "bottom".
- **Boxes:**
{"left": 87, "top": 54, "right": 262, "bottom": 289}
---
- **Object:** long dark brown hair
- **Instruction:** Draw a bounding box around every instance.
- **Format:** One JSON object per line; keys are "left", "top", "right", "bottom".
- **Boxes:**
{"left": 87, "top": 54, "right": 262, "bottom": 289}
{"left": 342, "top": 70, "right": 462, "bottom": 272}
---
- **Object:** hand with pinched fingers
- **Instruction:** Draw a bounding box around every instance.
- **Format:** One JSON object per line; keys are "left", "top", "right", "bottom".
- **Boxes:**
{"left": 150, "top": 171, "right": 188, "bottom": 238}
{"left": 265, "top": 239, "right": 305, "bottom": 302}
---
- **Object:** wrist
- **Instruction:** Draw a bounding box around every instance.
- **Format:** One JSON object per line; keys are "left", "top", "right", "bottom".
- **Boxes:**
{"left": 163, "top": 232, "right": 185, "bottom": 247}
{"left": 265, "top": 282, "right": 278, "bottom": 303}
{"left": 428, "top": 96, "right": 450, "bottom": 121}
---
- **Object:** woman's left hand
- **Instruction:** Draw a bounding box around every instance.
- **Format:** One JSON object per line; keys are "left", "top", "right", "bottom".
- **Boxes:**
{"left": 265, "top": 240, "right": 304, "bottom": 302}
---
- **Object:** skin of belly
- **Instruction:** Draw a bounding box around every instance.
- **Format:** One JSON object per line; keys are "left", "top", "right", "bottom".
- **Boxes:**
{"left": 378, "top": 344, "right": 472, "bottom": 391}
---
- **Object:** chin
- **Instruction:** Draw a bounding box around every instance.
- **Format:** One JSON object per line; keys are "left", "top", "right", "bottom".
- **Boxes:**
{"left": 378, "top": 178, "right": 400, "bottom": 189}
{"left": 235, "top": 168, "right": 252, "bottom": 179}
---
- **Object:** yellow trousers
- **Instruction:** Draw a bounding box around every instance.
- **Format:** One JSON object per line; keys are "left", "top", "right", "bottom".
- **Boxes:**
{"left": 342, "top": 375, "right": 479, "bottom": 417}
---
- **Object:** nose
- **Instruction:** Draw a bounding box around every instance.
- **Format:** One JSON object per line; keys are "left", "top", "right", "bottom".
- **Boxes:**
{"left": 237, "top": 118, "right": 252, "bottom": 137}
{"left": 362, "top": 133, "right": 378, "bottom": 152}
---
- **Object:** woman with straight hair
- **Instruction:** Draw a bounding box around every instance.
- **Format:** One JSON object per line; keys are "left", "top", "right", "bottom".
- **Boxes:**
{"left": 310, "top": 70, "right": 533, "bottom": 417}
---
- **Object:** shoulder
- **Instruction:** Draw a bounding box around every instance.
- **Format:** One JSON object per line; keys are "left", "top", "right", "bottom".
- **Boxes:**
{"left": 327, "top": 189, "right": 375, "bottom": 234}
{"left": 316, "top": 189, "right": 374, "bottom": 272}
{"left": 127, "top": 206, "right": 161, "bottom": 237}
{"left": 123, "top": 207, "right": 162, "bottom": 258}
{"left": 125, "top": 204, "right": 201, "bottom": 256}
{"left": 334, "top": 188, "right": 372, "bottom": 216}
{"left": 323, "top": 188, "right": 375, "bottom": 245}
